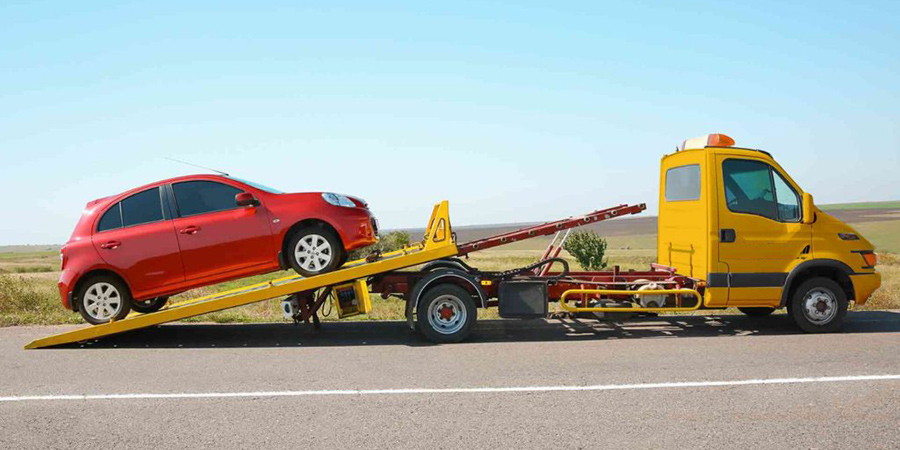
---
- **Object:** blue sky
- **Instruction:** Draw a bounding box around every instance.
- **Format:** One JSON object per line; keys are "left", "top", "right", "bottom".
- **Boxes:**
{"left": 1, "top": 1, "right": 898, "bottom": 245}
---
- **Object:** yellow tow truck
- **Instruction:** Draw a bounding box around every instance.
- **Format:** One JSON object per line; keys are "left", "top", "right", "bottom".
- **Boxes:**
{"left": 27, "top": 133, "right": 881, "bottom": 348}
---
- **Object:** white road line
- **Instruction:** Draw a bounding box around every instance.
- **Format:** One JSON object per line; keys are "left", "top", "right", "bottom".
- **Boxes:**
{"left": 2, "top": 374, "right": 898, "bottom": 403}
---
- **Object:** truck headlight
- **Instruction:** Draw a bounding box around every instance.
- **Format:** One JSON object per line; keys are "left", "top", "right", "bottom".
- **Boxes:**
{"left": 322, "top": 193, "right": 357, "bottom": 207}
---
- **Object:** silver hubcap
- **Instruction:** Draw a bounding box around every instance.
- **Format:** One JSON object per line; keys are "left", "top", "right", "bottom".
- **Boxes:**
{"left": 802, "top": 288, "right": 838, "bottom": 325}
{"left": 427, "top": 294, "right": 467, "bottom": 335}
{"left": 294, "top": 234, "right": 333, "bottom": 273}
{"left": 83, "top": 282, "right": 122, "bottom": 321}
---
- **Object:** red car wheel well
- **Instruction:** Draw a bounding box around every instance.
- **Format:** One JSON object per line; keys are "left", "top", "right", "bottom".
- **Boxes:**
{"left": 71, "top": 269, "right": 131, "bottom": 313}
{"left": 282, "top": 219, "right": 345, "bottom": 258}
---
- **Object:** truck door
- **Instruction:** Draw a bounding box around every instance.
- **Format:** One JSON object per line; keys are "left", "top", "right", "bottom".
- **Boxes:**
{"left": 715, "top": 156, "right": 811, "bottom": 306}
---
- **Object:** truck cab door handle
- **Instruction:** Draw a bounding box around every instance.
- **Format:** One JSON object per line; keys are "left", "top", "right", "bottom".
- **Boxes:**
{"left": 720, "top": 229, "right": 736, "bottom": 243}
{"left": 179, "top": 226, "right": 201, "bottom": 235}
{"left": 100, "top": 240, "right": 121, "bottom": 250}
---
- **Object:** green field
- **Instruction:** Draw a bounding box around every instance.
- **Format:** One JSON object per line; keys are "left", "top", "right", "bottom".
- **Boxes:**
{"left": 821, "top": 200, "right": 900, "bottom": 211}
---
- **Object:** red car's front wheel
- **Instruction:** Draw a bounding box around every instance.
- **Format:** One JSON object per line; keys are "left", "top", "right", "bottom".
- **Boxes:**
{"left": 287, "top": 226, "right": 344, "bottom": 277}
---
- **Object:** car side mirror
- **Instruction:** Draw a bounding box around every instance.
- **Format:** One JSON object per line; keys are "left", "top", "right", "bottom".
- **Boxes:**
{"left": 801, "top": 192, "right": 815, "bottom": 224}
{"left": 236, "top": 192, "right": 259, "bottom": 207}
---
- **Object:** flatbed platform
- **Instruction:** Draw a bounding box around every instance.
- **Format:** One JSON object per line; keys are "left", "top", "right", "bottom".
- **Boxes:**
{"left": 25, "top": 202, "right": 458, "bottom": 349}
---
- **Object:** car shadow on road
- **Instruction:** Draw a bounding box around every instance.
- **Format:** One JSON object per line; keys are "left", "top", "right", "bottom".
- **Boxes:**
{"left": 46, "top": 310, "right": 900, "bottom": 349}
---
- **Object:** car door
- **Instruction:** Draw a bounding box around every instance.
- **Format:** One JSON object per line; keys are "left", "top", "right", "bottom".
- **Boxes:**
{"left": 716, "top": 156, "right": 811, "bottom": 305}
{"left": 92, "top": 187, "right": 185, "bottom": 295}
{"left": 170, "top": 180, "right": 275, "bottom": 281}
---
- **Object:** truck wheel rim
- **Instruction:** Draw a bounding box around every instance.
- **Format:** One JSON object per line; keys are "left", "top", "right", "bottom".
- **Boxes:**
{"left": 295, "top": 234, "right": 332, "bottom": 273}
{"left": 427, "top": 294, "right": 467, "bottom": 335}
{"left": 802, "top": 288, "right": 837, "bottom": 325}
{"left": 83, "top": 282, "right": 122, "bottom": 321}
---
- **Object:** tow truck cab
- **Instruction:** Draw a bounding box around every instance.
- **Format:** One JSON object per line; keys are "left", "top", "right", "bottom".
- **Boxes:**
{"left": 657, "top": 134, "right": 882, "bottom": 315}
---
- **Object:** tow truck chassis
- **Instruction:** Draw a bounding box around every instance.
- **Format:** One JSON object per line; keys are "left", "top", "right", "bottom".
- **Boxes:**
{"left": 26, "top": 200, "right": 706, "bottom": 348}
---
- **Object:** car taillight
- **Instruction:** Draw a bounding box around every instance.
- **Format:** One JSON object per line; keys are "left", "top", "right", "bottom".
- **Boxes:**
{"left": 60, "top": 246, "right": 68, "bottom": 270}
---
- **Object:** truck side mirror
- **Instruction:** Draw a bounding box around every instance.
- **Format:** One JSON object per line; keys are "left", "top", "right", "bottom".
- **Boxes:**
{"left": 801, "top": 192, "right": 815, "bottom": 224}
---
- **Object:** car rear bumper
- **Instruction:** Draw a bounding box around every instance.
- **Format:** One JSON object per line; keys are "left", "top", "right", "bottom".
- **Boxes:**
{"left": 850, "top": 272, "right": 881, "bottom": 305}
{"left": 58, "top": 269, "right": 77, "bottom": 310}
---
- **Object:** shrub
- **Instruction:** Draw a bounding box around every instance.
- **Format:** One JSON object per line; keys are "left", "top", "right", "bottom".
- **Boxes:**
{"left": 563, "top": 230, "right": 608, "bottom": 270}
{"left": 349, "top": 231, "right": 412, "bottom": 260}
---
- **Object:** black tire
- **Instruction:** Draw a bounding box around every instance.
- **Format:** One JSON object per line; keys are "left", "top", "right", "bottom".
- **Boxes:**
{"left": 286, "top": 226, "right": 344, "bottom": 277}
{"left": 131, "top": 296, "right": 169, "bottom": 314}
{"left": 738, "top": 307, "right": 776, "bottom": 317}
{"left": 789, "top": 277, "right": 848, "bottom": 333}
{"left": 416, "top": 283, "right": 477, "bottom": 343}
{"left": 77, "top": 275, "right": 132, "bottom": 325}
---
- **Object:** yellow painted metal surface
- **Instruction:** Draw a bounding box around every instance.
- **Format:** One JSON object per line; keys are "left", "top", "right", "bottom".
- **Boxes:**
{"left": 658, "top": 143, "right": 880, "bottom": 308}
{"left": 559, "top": 288, "right": 704, "bottom": 313}
{"left": 25, "top": 201, "right": 458, "bottom": 349}
{"left": 331, "top": 279, "right": 372, "bottom": 318}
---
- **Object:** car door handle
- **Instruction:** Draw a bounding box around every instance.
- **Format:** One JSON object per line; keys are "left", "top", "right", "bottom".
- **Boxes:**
{"left": 179, "top": 226, "right": 201, "bottom": 235}
{"left": 720, "top": 229, "right": 736, "bottom": 243}
{"left": 100, "top": 240, "right": 121, "bottom": 250}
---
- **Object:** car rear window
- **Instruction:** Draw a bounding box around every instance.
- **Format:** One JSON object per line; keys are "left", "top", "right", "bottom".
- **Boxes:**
{"left": 173, "top": 181, "right": 243, "bottom": 216}
{"left": 97, "top": 203, "right": 123, "bottom": 232}
{"left": 121, "top": 187, "right": 164, "bottom": 227}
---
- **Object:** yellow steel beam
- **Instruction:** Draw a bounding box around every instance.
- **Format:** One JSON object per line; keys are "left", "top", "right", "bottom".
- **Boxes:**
{"left": 25, "top": 201, "right": 458, "bottom": 349}
{"left": 559, "top": 288, "right": 704, "bottom": 313}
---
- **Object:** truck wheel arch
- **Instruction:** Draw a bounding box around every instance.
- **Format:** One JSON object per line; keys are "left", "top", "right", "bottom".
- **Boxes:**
{"left": 780, "top": 259, "right": 855, "bottom": 308}
{"left": 406, "top": 269, "right": 487, "bottom": 329}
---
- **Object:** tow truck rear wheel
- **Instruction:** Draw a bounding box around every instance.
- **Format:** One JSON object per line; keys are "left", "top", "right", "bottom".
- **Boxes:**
{"left": 416, "top": 284, "right": 477, "bottom": 343}
{"left": 287, "top": 226, "right": 344, "bottom": 278}
{"left": 789, "top": 277, "right": 848, "bottom": 333}
{"left": 132, "top": 296, "right": 169, "bottom": 314}
{"left": 738, "top": 307, "right": 776, "bottom": 317}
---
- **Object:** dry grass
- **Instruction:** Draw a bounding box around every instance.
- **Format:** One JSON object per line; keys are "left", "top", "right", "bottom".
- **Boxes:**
{"left": 863, "top": 252, "right": 899, "bottom": 310}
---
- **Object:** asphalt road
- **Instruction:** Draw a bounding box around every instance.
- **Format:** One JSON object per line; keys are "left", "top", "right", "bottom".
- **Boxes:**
{"left": 2, "top": 311, "right": 900, "bottom": 449}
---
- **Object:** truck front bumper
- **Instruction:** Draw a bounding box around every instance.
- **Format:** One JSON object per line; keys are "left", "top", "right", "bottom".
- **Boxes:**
{"left": 850, "top": 272, "right": 881, "bottom": 305}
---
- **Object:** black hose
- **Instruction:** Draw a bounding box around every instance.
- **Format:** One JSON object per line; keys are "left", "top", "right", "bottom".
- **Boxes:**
{"left": 492, "top": 257, "right": 570, "bottom": 282}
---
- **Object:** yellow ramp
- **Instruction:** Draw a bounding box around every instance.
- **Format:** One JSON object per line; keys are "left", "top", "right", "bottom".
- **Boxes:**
{"left": 26, "top": 201, "right": 458, "bottom": 349}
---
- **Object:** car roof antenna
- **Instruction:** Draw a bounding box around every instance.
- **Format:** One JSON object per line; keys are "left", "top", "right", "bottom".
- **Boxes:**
{"left": 164, "top": 157, "right": 230, "bottom": 177}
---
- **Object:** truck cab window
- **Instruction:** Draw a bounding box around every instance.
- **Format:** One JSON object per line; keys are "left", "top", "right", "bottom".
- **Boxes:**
{"left": 722, "top": 159, "right": 777, "bottom": 220}
{"left": 665, "top": 164, "right": 701, "bottom": 201}
{"left": 772, "top": 170, "right": 801, "bottom": 222}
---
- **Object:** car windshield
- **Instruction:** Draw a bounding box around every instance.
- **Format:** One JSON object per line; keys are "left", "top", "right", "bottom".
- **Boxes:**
{"left": 230, "top": 177, "right": 283, "bottom": 194}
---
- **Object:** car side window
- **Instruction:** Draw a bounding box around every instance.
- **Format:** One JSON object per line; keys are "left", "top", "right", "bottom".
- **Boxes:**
{"left": 172, "top": 181, "right": 243, "bottom": 217}
{"left": 772, "top": 170, "right": 801, "bottom": 222}
{"left": 97, "top": 203, "right": 123, "bottom": 232}
{"left": 121, "top": 187, "right": 165, "bottom": 227}
{"left": 722, "top": 159, "right": 777, "bottom": 220}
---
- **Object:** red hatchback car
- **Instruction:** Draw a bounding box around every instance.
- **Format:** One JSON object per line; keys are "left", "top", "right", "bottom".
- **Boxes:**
{"left": 59, "top": 174, "right": 378, "bottom": 324}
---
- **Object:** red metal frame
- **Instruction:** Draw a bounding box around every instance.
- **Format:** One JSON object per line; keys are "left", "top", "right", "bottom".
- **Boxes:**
{"left": 456, "top": 204, "right": 646, "bottom": 255}
{"left": 369, "top": 202, "right": 707, "bottom": 306}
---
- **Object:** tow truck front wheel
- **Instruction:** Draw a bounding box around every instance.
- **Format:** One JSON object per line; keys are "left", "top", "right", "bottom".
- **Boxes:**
{"left": 416, "top": 284, "right": 477, "bottom": 343}
{"left": 789, "top": 277, "right": 848, "bottom": 333}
